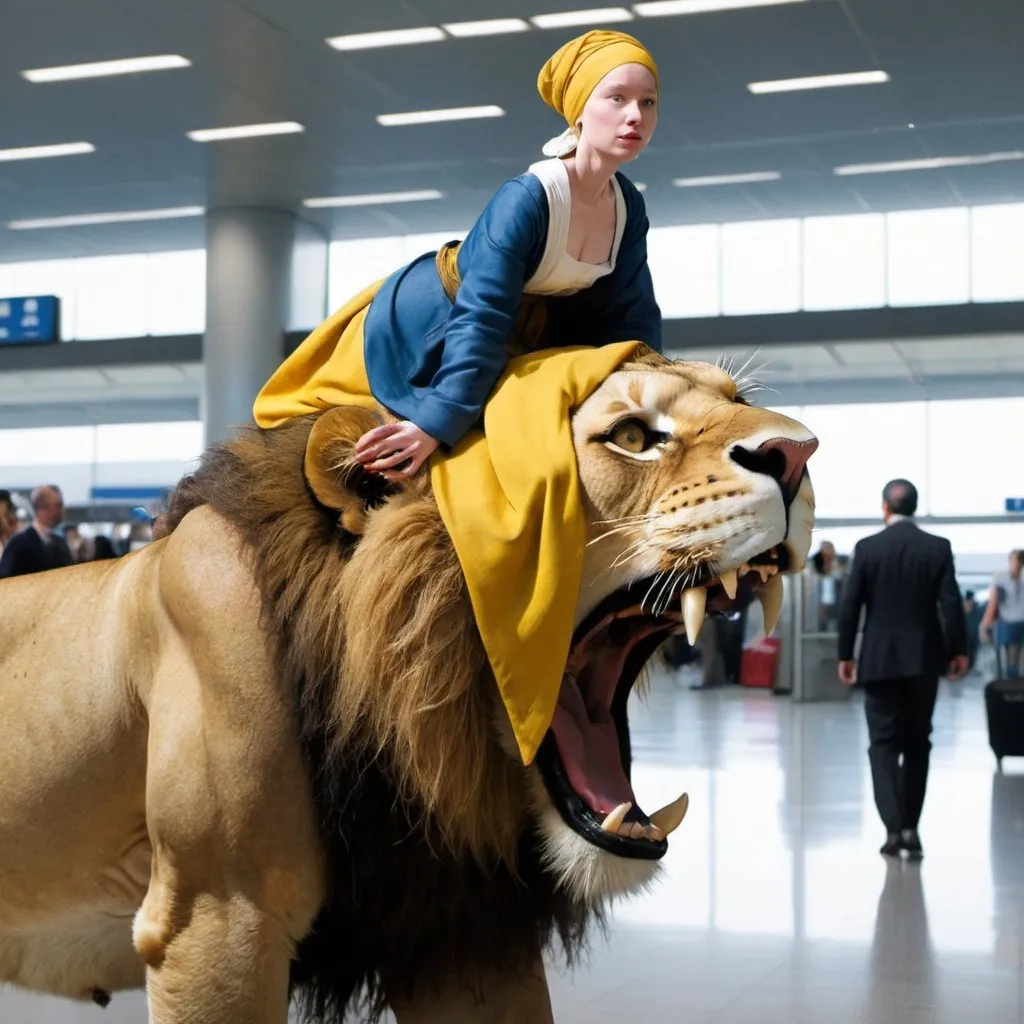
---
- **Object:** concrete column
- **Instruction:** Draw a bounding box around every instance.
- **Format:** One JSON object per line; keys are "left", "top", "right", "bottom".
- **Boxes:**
{"left": 202, "top": 208, "right": 327, "bottom": 446}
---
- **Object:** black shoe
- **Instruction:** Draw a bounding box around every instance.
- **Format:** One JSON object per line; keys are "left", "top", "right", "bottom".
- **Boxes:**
{"left": 880, "top": 833, "right": 902, "bottom": 857}
{"left": 900, "top": 829, "right": 924, "bottom": 859}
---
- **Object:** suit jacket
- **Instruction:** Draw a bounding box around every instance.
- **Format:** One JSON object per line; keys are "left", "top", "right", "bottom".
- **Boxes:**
{"left": 0, "top": 525, "right": 72, "bottom": 578}
{"left": 837, "top": 519, "right": 968, "bottom": 683}
{"left": 362, "top": 170, "right": 661, "bottom": 448}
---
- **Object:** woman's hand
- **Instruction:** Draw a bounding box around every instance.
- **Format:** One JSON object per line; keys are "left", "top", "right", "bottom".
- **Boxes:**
{"left": 354, "top": 421, "right": 440, "bottom": 482}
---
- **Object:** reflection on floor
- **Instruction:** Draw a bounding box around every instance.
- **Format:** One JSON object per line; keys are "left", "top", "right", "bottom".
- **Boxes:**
{"left": 3, "top": 670, "right": 1022, "bottom": 1023}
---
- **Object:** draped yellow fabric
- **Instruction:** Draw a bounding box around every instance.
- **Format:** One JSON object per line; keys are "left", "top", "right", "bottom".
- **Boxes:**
{"left": 252, "top": 252, "right": 642, "bottom": 764}
{"left": 432, "top": 340, "right": 641, "bottom": 764}
{"left": 537, "top": 29, "right": 659, "bottom": 129}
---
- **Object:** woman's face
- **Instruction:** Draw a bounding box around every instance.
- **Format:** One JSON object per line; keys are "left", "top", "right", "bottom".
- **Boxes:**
{"left": 578, "top": 63, "right": 658, "bottom": 163}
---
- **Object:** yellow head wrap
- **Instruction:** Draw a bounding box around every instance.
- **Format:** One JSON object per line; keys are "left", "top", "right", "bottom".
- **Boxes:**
{"left": 537, "top": 29, "right": 659, "bottom": 132}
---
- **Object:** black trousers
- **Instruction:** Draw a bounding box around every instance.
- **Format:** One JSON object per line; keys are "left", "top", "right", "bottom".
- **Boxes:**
{"left": 863, "top": 675, "right": 940, "bottom": 834}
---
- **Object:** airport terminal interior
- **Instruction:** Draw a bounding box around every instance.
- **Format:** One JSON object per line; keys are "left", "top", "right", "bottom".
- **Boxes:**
{"left": 2, "top": 0, "right": 1023, "bottom": 1021}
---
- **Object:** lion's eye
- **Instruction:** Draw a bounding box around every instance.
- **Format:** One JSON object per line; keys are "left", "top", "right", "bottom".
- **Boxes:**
{"left": 611, "top": 421, "right": 647, "bottom": 452}
{"left": 603, "top": 418, "right": 668, "bottom": 454}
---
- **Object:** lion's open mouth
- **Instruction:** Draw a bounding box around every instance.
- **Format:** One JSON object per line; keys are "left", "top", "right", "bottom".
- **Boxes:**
{"left": 536, "top": 547, "right": 788, "bottom": 860}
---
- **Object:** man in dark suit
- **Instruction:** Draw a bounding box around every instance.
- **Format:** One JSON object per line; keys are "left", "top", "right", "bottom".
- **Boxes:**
{"left": 0, "top": 484, "right": 72, "bottom": 578}
{"left": 837, "top": 479, "right": 969, "bottom": 860}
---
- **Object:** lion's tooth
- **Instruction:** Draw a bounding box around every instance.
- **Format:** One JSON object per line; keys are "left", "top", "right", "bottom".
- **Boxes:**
{"left": 758, "top": 572, "right": 784, "bottom": 636}
{"left": 646, "top": 824, "right": 666, "bottom": 841}
{"left": 601, "top": 801, "right": 632, "bottom": 833}
{"left": 649, "top": 792, "right": 690, "bottom": 835}
{"left": 720, "top": 569, "right": 738, "bottom": 600}
{"left": 682, "top": 587, "right": 707, "bottom": 645}
{"left": 757, "top": 565, "right": 770, "bottom": 583}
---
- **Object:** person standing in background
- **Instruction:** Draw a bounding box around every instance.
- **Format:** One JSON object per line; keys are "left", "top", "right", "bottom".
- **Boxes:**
{"left": 837, "top": 479, "right": 969, "bottom": 860}
{"left": 979, "top": 550, "right": 1024, "bottom": 678}
{"left": 0, "top": 485, "right": 72, "bottom": 578}
{"left": 0, "top": 490, "right": 20, "bottom": 560}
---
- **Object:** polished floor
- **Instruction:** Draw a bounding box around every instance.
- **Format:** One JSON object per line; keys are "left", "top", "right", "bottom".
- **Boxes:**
{"left": 4, "top": 669, "right": 1023, "bottom": 1023}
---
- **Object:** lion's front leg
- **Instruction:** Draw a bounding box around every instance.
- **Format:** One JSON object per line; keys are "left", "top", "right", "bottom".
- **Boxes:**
{"left": 135, "top": 515, "right": 326, "bottom": 1023}
{"left": 136, "top": 882, "right": 294, "bottom": 1024}
{"left": 385, "top": 953, "right": 555, "bottom": 1024}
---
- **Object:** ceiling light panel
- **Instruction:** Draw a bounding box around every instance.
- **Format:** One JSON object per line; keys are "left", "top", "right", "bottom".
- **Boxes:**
{"left": 531, "top": 8, "right": 635, "bottom": 28}
{"left": 376, "top": 105, "right": 505, "bottom": 127}
{"left": 834, "top": 151, "right": 1024, "bottom": 175}
{"left": 0, "top": 141, "right": 95, "bottom": 162}
{"left": 187, "top": 121, "right": 304, "bottom": 142}
{"left": 303, "top": 190, "right": 444, "bottom": 208}
{"left": 9, "top": 206, "right": 204, "bottom": 230}
{"left": 674, "top": 171, "right": 781, "bottom": 186}
{"left": 634, "top": 0, "right": 805, "bottom": 15}
{"left": 326, "top": 27, "right": 446, "bottom": 50}
{"left": 442, "top": 18, "right": 530, "bottom": 36}
{"left": 21, "top": 54, "right": 191, "bottom": 83}
{"left": 748, "top": 70, "right": 890, "bottom": 94}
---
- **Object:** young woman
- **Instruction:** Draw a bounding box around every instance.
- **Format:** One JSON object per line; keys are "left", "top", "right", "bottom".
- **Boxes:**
{"left": 254, "top": 29, "right": 662, "bottom": 482}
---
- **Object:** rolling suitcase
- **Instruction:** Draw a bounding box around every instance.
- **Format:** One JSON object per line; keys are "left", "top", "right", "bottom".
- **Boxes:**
{"left": 984, "top": 647, "right": 1024, "bottom": 767}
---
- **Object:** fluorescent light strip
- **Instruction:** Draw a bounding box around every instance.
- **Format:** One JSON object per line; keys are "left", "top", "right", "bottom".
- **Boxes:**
{"left": 531, "top": 8, "right": 635, "bottom": 28}
{"left": 326, "top": 27, "right": 446, "bottom": 50}
{"left": 377, "top": 105, "right": 505, "bottom": 127}
{"left": 442, "top": 18, "right": 530, "bottom": 36}
{"left": 674, "top": 171, "right": 781, "bottom": 187}
{"left": 187, "top": 121, "right": 304, "bottom": 142}
{"left": 748, "top": 70, "right": 890, "bottom": 94}
{"left": 8, "top": 206, "right": 204, "bottom": 230}
{"left": 0, "top": 141, "right": 95, "bottom": 162}
{"left": 834, "top": 151, "right": 1024, "bottom": 176}
{"left": 21, "top": 54, "right": 191, "bottom": 83}
{"left": 635, "top": 0, "right": 805, "bottom": 15}
{"left": 303, "top": 190, "right": 444, "bottom": 209}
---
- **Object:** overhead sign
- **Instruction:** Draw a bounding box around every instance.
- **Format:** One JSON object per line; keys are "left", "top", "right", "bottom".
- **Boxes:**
{"left": 1006, "top": 498, "right": 1024, "bottom": 513}
{"left": 0, "top": 295, "right": 60, "bottom": 345}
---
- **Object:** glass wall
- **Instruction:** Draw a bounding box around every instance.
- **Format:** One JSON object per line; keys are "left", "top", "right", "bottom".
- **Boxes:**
{"left": 1, "top": 203, "right": 1022, "bottom": 339}
{"left": 327, "top": 201, "right": 1024, "bottom": 320}
{"left": 0, "top": 421, "right": 203, "bottom": 507}
{"left": 0, "top": 250, "right": 205, "bottom": 340}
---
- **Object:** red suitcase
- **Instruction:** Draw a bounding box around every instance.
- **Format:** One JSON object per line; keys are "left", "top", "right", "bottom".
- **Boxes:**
{"left": 741, "top": 637, "right": 781, "bottom": 688}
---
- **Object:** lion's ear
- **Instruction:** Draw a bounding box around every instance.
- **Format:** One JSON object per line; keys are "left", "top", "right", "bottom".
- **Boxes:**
{"left": 303, "top": 406, "right": 393, "bottom": 535}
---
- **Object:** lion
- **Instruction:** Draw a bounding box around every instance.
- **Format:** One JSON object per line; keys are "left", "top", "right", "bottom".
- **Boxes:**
{"left": 0, "top": 351, "right": 816, "bottom": 1023}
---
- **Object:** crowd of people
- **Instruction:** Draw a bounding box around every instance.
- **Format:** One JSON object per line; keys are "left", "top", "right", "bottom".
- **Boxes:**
{"left": 0, "top": 485, "right": 151, "bottom": 579}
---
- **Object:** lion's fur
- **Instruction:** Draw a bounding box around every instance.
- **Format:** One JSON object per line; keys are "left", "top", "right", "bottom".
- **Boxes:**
{"left": 163, "top": 417, "right": 530, "bottom": 866}
{"left": 161, "top": 416, "right": 592, "bottom": 1020}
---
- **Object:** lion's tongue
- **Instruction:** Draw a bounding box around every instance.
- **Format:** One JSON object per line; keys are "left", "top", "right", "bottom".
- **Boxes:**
{"left": 552, "top": 701, "right": 634, "bottom": 817}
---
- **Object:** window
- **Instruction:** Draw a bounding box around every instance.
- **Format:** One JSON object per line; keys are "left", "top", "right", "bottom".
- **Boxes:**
{"left": 887, "top": 208, "right": 970, "bottom": 307}
{"left": 971, "top": 203, "right": 1024, "bottom": 303}
{"left": 802, "top": 214, "right": 886, "bottom": 310}
{"left": 721, "top": 219, "right": 801, "bottom": 315}
{"left": 786, "top": 403, "right": 929, "bottom": 518}
{"left": 926, "top": 397, "right": 1024, "bottom": 516}
{"left": 147, "top": 250, "right": 206, "bottom": 335}
{"left": 647, "top": 224, "right": 721, "bottom": 317}
{"left": 74, "top": 255, "right": 151, "bottom": 340}
{"left": 327, "top": 232, "right": 465, "bottom": 312}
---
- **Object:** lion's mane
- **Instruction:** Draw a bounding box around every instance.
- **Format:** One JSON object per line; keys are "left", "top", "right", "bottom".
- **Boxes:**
{"left": 161, "top": 416, "right": 593, "bottom": 1021}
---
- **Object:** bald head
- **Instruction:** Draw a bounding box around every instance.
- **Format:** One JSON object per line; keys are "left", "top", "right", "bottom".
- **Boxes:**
{"left": 882, "top": 478, "right": 918, "bottom": 519}
{"left": 30, "top": 485, "right": 64, "bottom": 529}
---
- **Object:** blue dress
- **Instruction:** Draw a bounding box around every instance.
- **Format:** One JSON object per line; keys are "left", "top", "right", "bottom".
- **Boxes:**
{"left": 362, "top": 159, "right": 662, "bottom": 448}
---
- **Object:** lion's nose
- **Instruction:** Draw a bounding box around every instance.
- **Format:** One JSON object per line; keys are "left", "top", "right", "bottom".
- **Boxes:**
{"left": 730, "top": 436, "right": 818, "bottom": 506}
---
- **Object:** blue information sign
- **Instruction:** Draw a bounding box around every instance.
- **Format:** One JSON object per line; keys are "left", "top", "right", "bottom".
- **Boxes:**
{"left": 0, "top": 295, "right": 60, "bottom": 344}
{"left": 1006, "top": 498, "right": 1024, "bottom": 513}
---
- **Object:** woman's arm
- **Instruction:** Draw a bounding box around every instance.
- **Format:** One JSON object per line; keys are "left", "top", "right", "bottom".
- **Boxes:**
{"left": 412, "top": 179, "right": 548, "bottom": 448}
